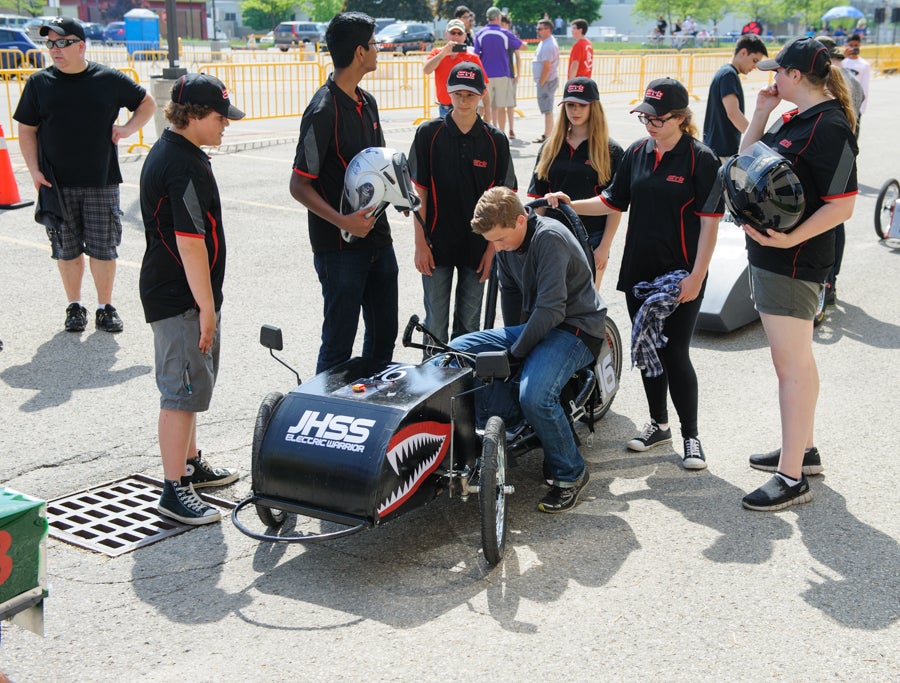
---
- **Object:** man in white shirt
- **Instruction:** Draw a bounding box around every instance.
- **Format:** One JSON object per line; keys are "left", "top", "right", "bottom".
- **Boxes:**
{"left": 842, "top": 34, "right": 870, "bottom": 131}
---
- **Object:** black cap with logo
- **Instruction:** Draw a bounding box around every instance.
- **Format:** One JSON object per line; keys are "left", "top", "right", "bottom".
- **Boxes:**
{"left": 757, "top": 37, "right": 831, "bottom": 77}
{"left": 40, "top": 17, "right": 86, "bottom": 41}
{"left": 630, "top": 77, "right": 689, "bottom": 116}
{"left": 447, "top": 61, "right": 486, "bottom": 95}
{"left": 560, "top": 77, "right": 600, "bottom": 104}
{"left": 170, "top": 73, "right": 245, "bottom": 120}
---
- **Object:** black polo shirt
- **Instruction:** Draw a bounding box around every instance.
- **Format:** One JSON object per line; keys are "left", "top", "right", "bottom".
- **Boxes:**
{"left": 601, "top": 134, "right": 724, "bottom": 293}
{"left": 139, "top": 129, "right": 226, "bottom": 323}
{"left": 748, "top": 99, "right": 858, "bottom": 282}
{"left": 408, "top": 113, "right": 516, "bottom": 269}
{"left": 703, "top": 64, "right": 744, "bottom": 157}
{"left": 292, "top": 76, "right": 390, "bottom": 253}
{"left": 527, "top": 138, "right": 624, "bottom": 237}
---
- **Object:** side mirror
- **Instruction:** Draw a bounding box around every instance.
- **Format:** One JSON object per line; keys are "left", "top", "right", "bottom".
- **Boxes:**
{"left": 260, "top": 324, "right": 283, "bottom": 351}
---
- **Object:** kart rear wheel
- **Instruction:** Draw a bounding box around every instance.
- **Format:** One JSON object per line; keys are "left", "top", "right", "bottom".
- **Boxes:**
{"left": 480, "top": 416, "right": 509, "bottom": 566}
{"left": 252, "top": 391, "right": 286, "bottom": 528}
{"left": 583, "top": 317, "right": 623, "bottom": 422}
{"left": 875, "top": 179, "right": 900, "bottom": 240}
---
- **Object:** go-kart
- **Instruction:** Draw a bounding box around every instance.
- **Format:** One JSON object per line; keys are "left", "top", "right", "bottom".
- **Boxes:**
{"left": 231, "top": 201, "right": 622, "bottom": 565}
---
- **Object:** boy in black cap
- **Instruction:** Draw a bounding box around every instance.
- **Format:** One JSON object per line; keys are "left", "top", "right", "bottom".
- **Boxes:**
{"left": 408, "top": 61, "right": 515, "bottom": 344}
{"left": 14, "top": 16, "right": 155, "bottom": 334}
{"left": 139, "top": 73, "right": 245, "bottom": 525}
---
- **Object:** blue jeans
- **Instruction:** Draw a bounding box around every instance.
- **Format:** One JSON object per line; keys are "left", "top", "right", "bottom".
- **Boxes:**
{"left": 451, "top": 325, "right": 593, "bottom": 485}
{"left": 422, "top": 265, "right": 485, "bottom": 343}
{"left": 313, "top": 246, "right": 398, "bottom": 374}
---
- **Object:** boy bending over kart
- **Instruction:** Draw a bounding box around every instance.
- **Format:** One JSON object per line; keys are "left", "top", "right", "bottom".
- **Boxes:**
{"left": 449, "top": 187, "right": 607, "bottom": 513}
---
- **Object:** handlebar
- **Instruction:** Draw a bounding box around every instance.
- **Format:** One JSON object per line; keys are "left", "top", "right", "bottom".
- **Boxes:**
{"left": 402, "top": 314, "right": 420, "bottom": 348}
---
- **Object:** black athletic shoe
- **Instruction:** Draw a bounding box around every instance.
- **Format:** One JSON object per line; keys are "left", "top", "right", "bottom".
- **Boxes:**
{"left": 682, "top": 437, "right": 708, "bottom": 470}
{"left": 65, "top": 303, "right": 88, "bottom": 332}
{"left": 538, "top": 470, "right": 590, "bottom": 514}
{"left": 157, "top": 478, "right": 221, "bottom": 525}
{"left": 749, "top": 447, "right": 824, "bottom": 475}
{"left": 627, "top": 421, "right": 672, "bottom": 452}
{"left": 824, "top": 284, "right": 836, "bottom": 307}
{"left": 95, "top": 304, "right": 124, "bottom": 333}
{"left": 742, "top": 475, "right": 811, "bottom": 511}
{"left": 185, "top": 451, "right": 238, "bottom": 488}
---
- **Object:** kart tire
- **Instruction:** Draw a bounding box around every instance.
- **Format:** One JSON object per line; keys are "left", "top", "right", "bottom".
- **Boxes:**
{"left": 583, "top": 316, "right": 623, "bottom": 422}
{"left": 875, "top": 178, "right": 899, "bottom": 240}
{"left": 252, "top": 391, "right": 286, "bottom": 528}
{"left": 480, "top": 416, "right": 509, "bottom": 566}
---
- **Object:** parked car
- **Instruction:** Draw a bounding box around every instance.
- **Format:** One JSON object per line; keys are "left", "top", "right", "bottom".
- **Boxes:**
{"left": 103, "top": 21, "right": 125, "bottom": 44}
{"left": 0, "top": 27, "right": 45, "bottom": 69}
{"left": 374, "top": 22, "right": 433, "bottom": 54}
{"left": 273, "top": 21, "right": 323, "bottom": 51}
{"left": 25, "top": 16, "right": 60, "bottom": 42}
{"left": 81, "top": 22, "right": 104, "bottom": 43}
{"left": 0, "top": 14, "right": 31, "bottom": 30}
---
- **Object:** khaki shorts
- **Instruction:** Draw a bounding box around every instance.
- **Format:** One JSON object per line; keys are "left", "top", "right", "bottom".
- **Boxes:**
{"left": 487, "top": 76, "right": 516, "bottom": 108}
{"left": 152, "top": 309, "right": 221, "bottom": 412}
{"left": 749, "top": 265, "right": 823, "bottom": 320}
{"left": 536, "top": 79, "right": 558, "bottom": 114}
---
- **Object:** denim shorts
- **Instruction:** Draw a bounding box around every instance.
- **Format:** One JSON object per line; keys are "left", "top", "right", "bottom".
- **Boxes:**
{"left": 151, "top": 309, "right": 221, "bottom": 412}
{"left": 749, "top": 265, "right": 823, "bottom": 320}
{"left": 46, "top": 185, "right": 123, "bottom": 261}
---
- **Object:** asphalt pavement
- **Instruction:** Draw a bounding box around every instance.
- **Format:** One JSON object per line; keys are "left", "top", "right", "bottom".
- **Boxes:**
{"left": 0, "top": 75, "right": 898, "bottom": 681}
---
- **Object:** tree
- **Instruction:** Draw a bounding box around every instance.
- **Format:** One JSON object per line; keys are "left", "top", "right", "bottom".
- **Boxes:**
{"left": 345, "top": 0, "right": 433, "bottom": 22}
{"left": 242, "top": 0, "right": 297, "bottom": 31}
{"left": 436, "top": 0, "right": 602, "bottom": 23}
{"left": 303, "top": 0, "right": 345, "bottom": 22}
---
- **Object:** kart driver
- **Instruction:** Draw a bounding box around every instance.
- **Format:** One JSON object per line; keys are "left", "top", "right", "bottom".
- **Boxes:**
{"left": 448, "top": 187, "right": 607, "bottom": 513}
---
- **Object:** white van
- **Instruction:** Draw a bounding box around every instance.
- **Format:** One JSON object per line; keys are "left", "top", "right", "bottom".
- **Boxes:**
{"left": 0, "top": 14, "right": 30, "bottom": 29}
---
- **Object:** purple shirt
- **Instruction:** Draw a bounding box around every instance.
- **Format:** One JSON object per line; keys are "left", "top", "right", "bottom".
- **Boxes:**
{"left": 474, "top": 24, "right": 523, "bottom": 78}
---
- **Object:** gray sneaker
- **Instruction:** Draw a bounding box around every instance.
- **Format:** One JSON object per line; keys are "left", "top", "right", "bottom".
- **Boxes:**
{"left": 749, "top": 447, "right": 823, "bottom": 475}
{"left": 157, "top": 478, "right": 221, "bottom": 525}
{"left": 627, "top": 421, "right": 672, "bottom": 452}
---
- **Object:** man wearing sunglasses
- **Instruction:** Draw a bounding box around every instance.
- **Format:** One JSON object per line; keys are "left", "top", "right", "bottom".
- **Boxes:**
{"left": 15, "top": 17, "right": 155, "bottom": 335}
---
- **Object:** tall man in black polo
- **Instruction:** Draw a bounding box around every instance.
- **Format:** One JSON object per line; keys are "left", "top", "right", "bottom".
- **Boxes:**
{"left": 408, "top": 61, "right": 515, "bottom": 343}
{"left": 289, "top": 12, "right": 397, "bottom": 373}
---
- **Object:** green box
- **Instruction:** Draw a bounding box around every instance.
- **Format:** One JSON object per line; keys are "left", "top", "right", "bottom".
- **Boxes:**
{"left": 0, "top": 487, "right": 48, "bottom": 606}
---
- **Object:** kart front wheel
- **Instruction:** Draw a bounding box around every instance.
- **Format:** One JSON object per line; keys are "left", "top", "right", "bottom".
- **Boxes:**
{"left": 875, "top": 178, "right": 899, "bottom": 240}
{"left": 252, "top": 391, "right": 286, "bottom": 528}
{"left": 479, "top": 416, "right": 510, "bottom": 566}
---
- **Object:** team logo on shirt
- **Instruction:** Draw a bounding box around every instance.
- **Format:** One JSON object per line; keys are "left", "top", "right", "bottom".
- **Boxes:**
{"left": 779, "top": 139, "right": 792, "bottom": 149}
{"left": 473, "top": 159, "right": 487, "bottom": 168}
{"left": 666, "top": 174, "right": 685, "bottom": 184}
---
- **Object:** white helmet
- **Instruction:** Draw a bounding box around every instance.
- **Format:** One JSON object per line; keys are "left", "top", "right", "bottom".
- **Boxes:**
{"left": 341, "top": 147, "right": 420, "bottom": 220}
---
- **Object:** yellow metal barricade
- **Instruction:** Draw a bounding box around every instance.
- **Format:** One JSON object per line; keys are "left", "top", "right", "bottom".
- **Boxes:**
{"left": 116, "top": 67, "right": 151, "bottom": 153}
{"left": 197, "top": 61, "right": 325, "bottom": 120}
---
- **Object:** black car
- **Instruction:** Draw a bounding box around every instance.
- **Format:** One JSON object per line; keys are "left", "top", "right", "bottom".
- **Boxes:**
{"left": 374, "top": 22, "right": 434, "bottom": 54}
{"left": 0, "top": 26, "right": 45, "bottom": 69}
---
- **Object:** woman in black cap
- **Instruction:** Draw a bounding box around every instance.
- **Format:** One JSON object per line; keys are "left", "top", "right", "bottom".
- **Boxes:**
{"left": 528, "top": 77, "right": 623, "bottom": 290}
{"left": 739, "top": 37, "right": 858, "bottom": 511}
{"left": 546, "top": 77, "right": 724, "bottom": 472}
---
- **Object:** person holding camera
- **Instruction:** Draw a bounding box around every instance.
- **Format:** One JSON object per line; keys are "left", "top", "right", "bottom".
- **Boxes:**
{"left": 842, "top": 34, "right": 869, "bottom": 132}
{"left": 423, "top": 19, "right": 490, "bottom": 120}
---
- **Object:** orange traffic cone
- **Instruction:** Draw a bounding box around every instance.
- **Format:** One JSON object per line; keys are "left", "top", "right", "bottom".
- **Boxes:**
{"left": 0, "top": 124, "right": 33, "bottom": 210}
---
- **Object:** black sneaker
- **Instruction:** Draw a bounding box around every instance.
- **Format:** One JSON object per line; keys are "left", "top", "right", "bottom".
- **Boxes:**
{"left": 742, "top": 474, "right": 811, "bottom": 511}
{"left": 185, "top": 451, "right": 238, "bottom": 488}
{"left": 95, "top": 304, "right": 124, "bottom": 333}
{"left": 682, "top": 437, "right": 708, "bottom": 470}
{"left": 537, "top": 470, "right": 590, "bottom": 514}
{"left": 64, "top": 303, "right": 88, "bottom": 332}
{"left": 626, "top": 421, "right": 672, "bottom": 452}
{"left": 749, "top": 447, "right": 823, "bottom": 475}
{"left": 157, "top": 478, "right": 221, "bottom": 525}
{"left": 824, "top": 284, "right": 836, "bottom": 307}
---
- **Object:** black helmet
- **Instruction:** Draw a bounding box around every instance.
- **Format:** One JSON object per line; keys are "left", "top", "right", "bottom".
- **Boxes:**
{"left": 722, "top": 141, "right": 805, "bottom": 233}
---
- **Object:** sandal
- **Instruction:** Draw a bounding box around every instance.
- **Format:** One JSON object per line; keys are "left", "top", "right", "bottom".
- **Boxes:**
{"left": 533, "top": 134, "right": 546, "bottom": 143}
{"left": 508, "top": 130, "right": 516, "bottom": 139}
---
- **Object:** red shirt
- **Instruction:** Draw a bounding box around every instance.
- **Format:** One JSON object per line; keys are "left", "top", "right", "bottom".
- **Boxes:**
{"left": 568, "top": 38, "right": 593, "bottom": 78}
{"left": 428, "top": 48, "right": 489, "bottom": 105}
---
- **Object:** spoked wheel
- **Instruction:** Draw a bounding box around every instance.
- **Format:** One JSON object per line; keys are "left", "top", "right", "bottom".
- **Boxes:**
{"left": 875, "top": 179, "right": 900, "bottom": 240}
{"left": 252, "top": 391, "right": 286, "bottom": 528}
{"left": 479, "top": 416, "right": 510, "bottom": 566}
{"left": 583, "top": 316, "right": 623, "bottom": 422}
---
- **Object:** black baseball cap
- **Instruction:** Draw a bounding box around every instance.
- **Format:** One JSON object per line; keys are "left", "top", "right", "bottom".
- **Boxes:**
{"left": 40, "top": 17, "right": 86, "bottom": 41}
{"left": 170, "top": 73, "right": 245, "bottom": 120}
{"left": 560, "top": 77, "right": 600, "bottom": 104}
{"left": 757, "top": 37, "right": 830, "bottom": 77}
{"left": 630, "top": 77, "right": 689, "bottom": 116}
{"left": 447, "top": 61, "right": 485, "bottom": 95}
{"left": 815, "top": 35, "right": 844, "bottom": 60}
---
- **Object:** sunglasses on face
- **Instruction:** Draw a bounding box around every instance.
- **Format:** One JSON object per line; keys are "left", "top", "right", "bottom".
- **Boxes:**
{"left": 45, "top": 38, "right": 82, "bottom": 48}
{"left": 637, "top": 113, "right": 674, "bottom": 128}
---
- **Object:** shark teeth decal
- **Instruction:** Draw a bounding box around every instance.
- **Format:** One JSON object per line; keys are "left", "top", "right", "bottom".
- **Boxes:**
{"left": 378, "top": 421, "right": 451, "bottom": 518}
